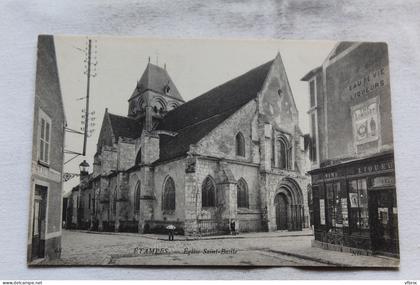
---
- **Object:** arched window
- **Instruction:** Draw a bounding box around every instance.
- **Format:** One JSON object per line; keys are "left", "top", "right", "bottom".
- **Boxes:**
{"left": 135, "top": 149, "right": 142, "bottom": 165}
{"left": 237, "top": 178, "right": 249, "bottom": 208}
{"left": 279, "top": 137, "right": 291, "bottom": 169}
{"left": 236, "top": 132, "right": 245, "bottom": 157}
{"left": 113, "top": 187, "right": 117, "bottom": 215}
{"left": 134, "top": 181, "right": 141, "bottom": 213}
{"left": 202, "top": 176, "right": 216, "bottom": 207}
{"left": 163, "top": 177, "right": 175, "bottom": 211}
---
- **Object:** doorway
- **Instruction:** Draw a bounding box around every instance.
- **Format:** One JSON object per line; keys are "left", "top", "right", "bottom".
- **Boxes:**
{"left": 31, "top": 185, "right": 47, "bottom": 260}
{"left": 369, "top": 188, "right": 399, "bottom": 255}
{"left": 275, "top": 193, "right": 288, "bottom": 230}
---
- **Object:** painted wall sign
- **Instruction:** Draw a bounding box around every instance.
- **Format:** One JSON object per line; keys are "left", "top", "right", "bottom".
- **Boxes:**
{"left": 320, "top": 199, "right": 326, "bottom": 225}
{"left": 347, "top": 67, "right": 386, "bottom": 101}
{"left": 351, "top": 96, "right": 380, "bottom": 148}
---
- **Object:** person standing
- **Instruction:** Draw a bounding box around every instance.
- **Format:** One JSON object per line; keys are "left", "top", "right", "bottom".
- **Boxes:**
{"left": 166, "top": 224, "right": 176, "bottom": 241}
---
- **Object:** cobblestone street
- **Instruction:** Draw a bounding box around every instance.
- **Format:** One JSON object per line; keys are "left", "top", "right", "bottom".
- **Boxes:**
{"left": 38, "top": 230, "right": 399, "bottom": 267}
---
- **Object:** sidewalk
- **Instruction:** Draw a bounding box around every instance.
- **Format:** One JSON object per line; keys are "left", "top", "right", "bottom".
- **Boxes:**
{"left": 263, "top": 239, "right": 400, "bottom": 267}
{"left": 71, "top": 228, "right": 313, "bottom": 241}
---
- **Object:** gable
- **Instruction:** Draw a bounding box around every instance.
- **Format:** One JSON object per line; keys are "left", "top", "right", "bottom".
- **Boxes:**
{"left": 96, "top": 111, "right": 115, "bottom": 152}
{"left": 97, "top": 111, "right": 142, "bottom": 153}
{"left": 259, "top": 53, "right": 298, "bottom": 134}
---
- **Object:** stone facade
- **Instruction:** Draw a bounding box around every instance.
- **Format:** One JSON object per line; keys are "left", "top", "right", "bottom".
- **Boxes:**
{"left": 68, "top": 54, "right": 311, "bottom": 236}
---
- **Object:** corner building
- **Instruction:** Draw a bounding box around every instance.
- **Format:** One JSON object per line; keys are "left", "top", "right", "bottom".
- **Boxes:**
{"left": 28, "top": 36, "right": 66, "bottom": 262}
{"left": 302, "top": 42, "right": 399, "bottom": 256}
{"left": 70, "top": 53, "right": 311, "bottom": 236}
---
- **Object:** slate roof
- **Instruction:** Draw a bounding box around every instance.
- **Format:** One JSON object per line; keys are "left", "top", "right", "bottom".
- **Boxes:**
{"left": 129, "top": 63, "right": 183, "bottom": 101}
{"left": 157, "top": 59, "right": 274, "bottom": 162}
{"left": 108, "top": 113, "right": 142, "bottom": 139}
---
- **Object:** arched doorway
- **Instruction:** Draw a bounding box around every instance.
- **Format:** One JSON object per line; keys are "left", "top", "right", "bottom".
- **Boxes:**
{"left": 273, "top": 178, "right": 305, "bottom": 231}
{"left": 275, "top": 193, "right": 288, "bottom": 230}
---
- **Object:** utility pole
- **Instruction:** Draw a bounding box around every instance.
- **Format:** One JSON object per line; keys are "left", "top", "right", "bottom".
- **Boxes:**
{"left": 63, "top": 37, "right": 97, "bottom": 170}
{"left": 83, "top": 39, "right": 92, "bottom": 156}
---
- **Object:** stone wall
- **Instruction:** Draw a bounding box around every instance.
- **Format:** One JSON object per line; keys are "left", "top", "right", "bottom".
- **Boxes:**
{"left": 153, "top": 159, "right": 186, "bottom": 222}
{"left": 195, "top": 100, "right": 257, "bottom": 162}
{"left": 117, "top": 138, "right": 136, "bottom": 171}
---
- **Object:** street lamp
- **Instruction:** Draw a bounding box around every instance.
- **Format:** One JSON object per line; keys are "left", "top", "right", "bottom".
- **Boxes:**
{"left": 79, "top": 160, "right": 90, "bottom": 174}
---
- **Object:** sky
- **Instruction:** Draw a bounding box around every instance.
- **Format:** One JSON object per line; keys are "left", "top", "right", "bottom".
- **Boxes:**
{"left": 54, "top": 36, "right": 336, "bottom": 194}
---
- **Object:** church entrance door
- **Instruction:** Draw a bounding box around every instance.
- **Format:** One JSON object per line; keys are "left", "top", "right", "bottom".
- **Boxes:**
{"left": 275, "top": 193, "right": 288, "bottom": 230}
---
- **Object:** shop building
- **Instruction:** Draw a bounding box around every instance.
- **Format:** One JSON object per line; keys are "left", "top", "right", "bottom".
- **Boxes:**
{"left": 301, "top": 42, "right": 399, "bottom": 256}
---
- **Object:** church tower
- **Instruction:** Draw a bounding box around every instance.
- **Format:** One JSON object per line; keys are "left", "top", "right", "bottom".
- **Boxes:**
{"left": 128, "top": 61, "right": 184, "bottom": 130}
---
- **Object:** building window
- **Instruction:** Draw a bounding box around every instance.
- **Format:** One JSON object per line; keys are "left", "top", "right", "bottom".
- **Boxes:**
{"left": 309, "top": 78, "right": 316, "bottom": 108}
{"left": 237, "top": 178, "right": 249, "bottom": 208}
{"left": 278, "top": 136, "right": 291, "bottom": 169}
{"left": 235, "top": 132, "right": 245, "bottom": 157}
{"left": 325, "top": 182, "right": 342, "bottom": 228}
{"left": 349, "top": 179, "right": 369, "bottom": 231}
{"left": 310, "top": 113, "right": 317, "bottom": 162}
{"left": 38, "top": 109, "right": 51, "bottom": 164}
{"left": 134, "top": 181, "right": 141, "bottom": 213}
{"left": 202, "top": 176, "right": 216, "bottom": 208}
{"left": 163, "top": 177, "right": 176, "bottom": 211}
{"left": 88, "top": 194, "right": 91, "bottom": 209}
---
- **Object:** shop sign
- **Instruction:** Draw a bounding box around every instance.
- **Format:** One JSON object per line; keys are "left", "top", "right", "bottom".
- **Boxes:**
{"left": 372, "top": 176, "right": 395, "bottom": 188}
{"left": 324, "top": 171, "right": 338, "bottom": 179}
{"left": 351, "top": 97, "right": 380, "bottom": 148}
{"left": 356, "top": 160, "right": 394, "bottom": 175}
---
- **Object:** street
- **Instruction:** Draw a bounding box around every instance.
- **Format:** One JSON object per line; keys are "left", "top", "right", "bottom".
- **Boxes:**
{"left": 36, "top": 230, "right": 399, "bottom": 267}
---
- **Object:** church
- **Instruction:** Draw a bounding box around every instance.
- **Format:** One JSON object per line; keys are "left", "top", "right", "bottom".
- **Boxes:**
{"left": 67, "top": 52, "right": 311, "bottom": 236}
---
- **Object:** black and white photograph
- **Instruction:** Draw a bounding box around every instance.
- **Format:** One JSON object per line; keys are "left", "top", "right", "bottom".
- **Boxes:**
{"left": 27, "top": 35, "right": 399, "bottom": 267}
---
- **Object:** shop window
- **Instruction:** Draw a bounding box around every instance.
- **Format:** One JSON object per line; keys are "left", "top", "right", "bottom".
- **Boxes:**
{"left": 163, "top": 177, "right": 176, "bottom": 211}
{"left": 235, "top": 132, "right": 245, "bottom": 157}
{"left": 202, "top": 176, "right": 216, "bottom": 208}
{"left": 325, "top": 182, "right": 343, "bottom": 228}
{"left": 349, "top": 179, "right": 369, "bottom": 231}
{"left": 237, "top": 178, "right": 249, "bottom": 208}
{"left": 134, "top": 181, "right": 141, "bottom": 213}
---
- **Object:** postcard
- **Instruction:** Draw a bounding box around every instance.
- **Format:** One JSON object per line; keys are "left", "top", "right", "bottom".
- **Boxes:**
{"left": 28, "top": 35, "right": 399, "bottom": 267}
